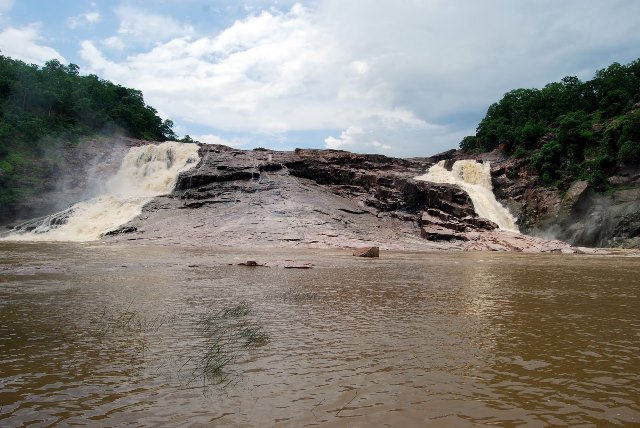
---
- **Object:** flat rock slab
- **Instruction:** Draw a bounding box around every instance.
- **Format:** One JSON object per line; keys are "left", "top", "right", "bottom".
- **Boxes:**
{"left": 283, "top": 263, "right": 314, "bottom": 269}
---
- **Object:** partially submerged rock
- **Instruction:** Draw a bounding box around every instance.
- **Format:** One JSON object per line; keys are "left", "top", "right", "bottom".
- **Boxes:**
{"left": 283, "top": 263, "right": 314, "bottom": 269}
{"left": 104, "top": 225, "right": 138, "bottom": 236}
{"left": 353, "top": 246, "right": 380, "bottom": 257}
{"left": 461, "top": 230, "right": 573, "bottom": 252}
{"left": 238, "top": 260, "right": 266, "bottom": 267}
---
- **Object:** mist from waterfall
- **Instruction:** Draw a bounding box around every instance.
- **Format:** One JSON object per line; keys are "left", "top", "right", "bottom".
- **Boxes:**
{"left": 415, "top": 160, "right": 519, "bottom": 232}
{"left": 4, "top": 142, "right": 200, "bottom": 241}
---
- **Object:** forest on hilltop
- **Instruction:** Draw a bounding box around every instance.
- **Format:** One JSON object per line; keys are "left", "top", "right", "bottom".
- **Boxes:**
{"left": 461, "top": 58, "right": 640, "bottom": 188}
{"left": 0, "top": 55, "right": 179, "bottom": 207}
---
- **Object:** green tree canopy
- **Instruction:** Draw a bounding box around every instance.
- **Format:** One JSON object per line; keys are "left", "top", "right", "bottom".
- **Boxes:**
{"left": 0, "top": 55, "right": 180, "bottom": 211}
{"left": 462, "top": 58, "right": 640, "bottom": 187}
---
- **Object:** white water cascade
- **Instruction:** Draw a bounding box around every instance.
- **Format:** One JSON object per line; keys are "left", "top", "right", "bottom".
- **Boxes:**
{"left": 415, "top": 160, "right": 519, "bottom": 232}
{"left": 5, "top": 141, "right": 200, "bottom": 241}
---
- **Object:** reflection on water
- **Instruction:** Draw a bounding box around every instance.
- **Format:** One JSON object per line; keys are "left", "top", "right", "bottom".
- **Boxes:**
{"left": 0, "top": 242, "right": 639, "bottom": 426}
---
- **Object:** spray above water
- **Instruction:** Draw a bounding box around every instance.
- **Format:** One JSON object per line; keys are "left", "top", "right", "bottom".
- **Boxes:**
{"left": 415, "top": 160, "right": 519, "bottom": 232}
{"left": 5, "top": 142, "right": 200, "bottom": 241}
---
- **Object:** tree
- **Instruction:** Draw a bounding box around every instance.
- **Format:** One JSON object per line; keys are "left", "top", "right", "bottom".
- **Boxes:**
{"left": 0, "top": 54, "right": 180, "bottom": 214}
{"left": 467, "top": 57, "right": 640, "bottom": 188}
{"left": 459, "top": 135, "right": 477, "bottom": 150}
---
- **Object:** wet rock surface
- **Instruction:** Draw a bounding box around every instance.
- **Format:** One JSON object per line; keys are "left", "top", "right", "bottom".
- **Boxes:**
{"left": 105, "top": 144, "right": 592, "bottom": 253}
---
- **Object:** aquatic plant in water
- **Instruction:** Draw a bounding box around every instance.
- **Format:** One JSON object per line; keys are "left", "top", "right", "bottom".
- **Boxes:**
{"left": 187, "top": 301, "right": 269, "bottom": 387}
{"left": 84, "top": 300, "right": 268, "bottom": 390}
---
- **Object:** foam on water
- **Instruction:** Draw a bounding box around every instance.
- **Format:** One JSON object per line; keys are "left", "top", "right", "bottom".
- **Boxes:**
{"left": 415, "top": 159, "right": 519, "bottom": 232}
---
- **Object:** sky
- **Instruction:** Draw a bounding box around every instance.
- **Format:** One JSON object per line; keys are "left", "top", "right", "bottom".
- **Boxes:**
{"left": 0, "top": 1, "right": 639, "bottom": 157}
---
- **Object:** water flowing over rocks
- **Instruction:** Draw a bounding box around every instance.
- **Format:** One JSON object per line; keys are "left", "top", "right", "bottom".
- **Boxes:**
{"left": 416, "top": 160, "right": 519, "bottom": 232}
{"left": 0, "top": 137, "right": 149, "bottom": 227}
{"left": 461, "top": 150, "right": 640, "bottom": 249}
{"left": 101, "top": 143, "right": 595, "bottom": 253}
{"left": 4, "top": 142, "right": 200, "bottom": 241}
{"left": 4, "top": 138, "right": 622, "bottom": 253}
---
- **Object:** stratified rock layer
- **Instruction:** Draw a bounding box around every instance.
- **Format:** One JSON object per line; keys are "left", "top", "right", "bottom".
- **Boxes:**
{"left": 105, "top": 144, "right": 594, "bottom": 253}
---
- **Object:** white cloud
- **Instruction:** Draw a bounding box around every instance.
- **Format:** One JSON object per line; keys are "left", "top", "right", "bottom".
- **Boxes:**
{"left": 325, "top": 126, "right": 366, "bottom": 150}
{"left": 114, "top": 5, "right": 194, "bottom": 43}
{"left": 102, "top": 36, "right": 125, "bottom": 51}
{"left": 80, "top": 40, "right": 118, "bottom": 71}
{"left": 78, "top": 1, "right": 640, "bottom": 156}
{"left": 350, "top": 60, "right": 369, "bottom": 75}
{"left": 192, "top": 134, "right": 246, "bottom": 148}
{"left": 68, "top": 11, "right": 101, "bottom": 29}
{"left": 80, "top": 6, "right": 422, "bottom": 145}
{"left": 0, "top": 24, "right": 66, "bottom": 64}
{"left": 325, "top": 114, "right": 438, "bottom": 154}
{"left": 86, "top": 12, "right": 100, "bottom": 23}
{"left": 82, "top": 7, "right": 328, "bottom": 125}
{"left": 324, "top": 130, "right": 392, "bottom": 152}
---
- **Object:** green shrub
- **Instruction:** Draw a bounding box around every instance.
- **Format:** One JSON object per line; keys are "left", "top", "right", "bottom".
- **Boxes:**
{"left": 459, "top": 135, "right": 477, "bottom": 150}
{"left": 618, "top": 140, "right": 640, "bottom": 163}
{"left": 512, "top": 146, "right": 528, "bottom": 159}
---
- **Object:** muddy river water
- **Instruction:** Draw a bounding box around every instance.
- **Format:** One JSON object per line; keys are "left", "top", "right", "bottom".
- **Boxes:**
{"left": 0, "top": 242, "right": 638, "bottom": 427}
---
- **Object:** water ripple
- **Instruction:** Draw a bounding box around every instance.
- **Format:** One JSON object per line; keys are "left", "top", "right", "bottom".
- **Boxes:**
{"left": 0, "top": 244, "right": 639, "bottom": 426}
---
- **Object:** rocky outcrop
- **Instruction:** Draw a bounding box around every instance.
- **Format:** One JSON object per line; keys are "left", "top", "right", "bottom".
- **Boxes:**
{"left": 5, "top": 136, "right": 619, "bottom": 252}
{"left": 97, "top": 143, "right": 591, "bottom": 253}
{"left": 174, "top": 145, "right": 488, "bottom": 228}
{"left": 420, "top": 209, "right": 498, "bottom": 241}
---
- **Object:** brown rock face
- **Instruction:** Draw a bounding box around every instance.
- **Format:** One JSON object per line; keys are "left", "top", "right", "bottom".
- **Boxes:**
{"left": 420, "top": 208, "right": 498, "bottom": 241}
{"left": 104, "top": 144, "right": 500, "bottom": 249}
{"left": 100, "top": 143, "right": 589, "bottom": 252}
{"left": 6, "top": 135, "right": 618, "bottom": 252}
{"left": 478, "top": 151, "right": 640, "bottom": 249}
{"left": 173, "top": 145, "right": 488, "bottom": 230}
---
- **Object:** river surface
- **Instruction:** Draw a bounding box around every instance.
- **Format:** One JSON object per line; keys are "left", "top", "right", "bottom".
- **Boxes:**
{"left": 0, "top": 242, "right": 638, "bottom": 427}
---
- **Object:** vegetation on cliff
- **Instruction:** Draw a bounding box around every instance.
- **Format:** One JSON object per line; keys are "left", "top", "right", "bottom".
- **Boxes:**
{"left": 460, "top": 58, "right": 640, "bottom": 188}
{"left": 0, "top": 56, "right": 179, "bottom": 208}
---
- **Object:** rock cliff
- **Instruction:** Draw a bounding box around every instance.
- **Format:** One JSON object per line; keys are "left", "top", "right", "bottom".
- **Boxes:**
{"left": 103, "top": 144, "right": 585, "bottom": 252}
{"left": 6, "top": 139, "right": 629, "bottom": 252}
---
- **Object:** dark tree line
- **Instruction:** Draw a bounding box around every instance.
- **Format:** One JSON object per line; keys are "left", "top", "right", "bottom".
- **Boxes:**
{"left": 0, "top": 55, "right": 179, "bottom": 207}
{"left": 0, "top": 56, "right": 176, "bottom": 149}
{"left": 461, "top": 58, "right": 640, "bottom": 187}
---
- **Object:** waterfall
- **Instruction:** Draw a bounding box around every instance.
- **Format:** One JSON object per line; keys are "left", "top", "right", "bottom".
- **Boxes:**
{"left": 415, "top": 160, "right": 519, "bottom": 232}
{"left": 5, "top": 141, "right": 200, "bottom": 241}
